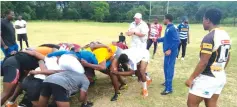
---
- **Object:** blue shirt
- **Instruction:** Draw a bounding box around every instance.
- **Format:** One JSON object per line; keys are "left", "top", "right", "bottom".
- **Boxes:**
{"left": 47, "top": 50, "right": 98, "bottom": 65}
{"left": 157, "top": 24, "right": 180, "bottom": 52}
{"left": 178, "top": 23, "right": 189, "bottom": 39}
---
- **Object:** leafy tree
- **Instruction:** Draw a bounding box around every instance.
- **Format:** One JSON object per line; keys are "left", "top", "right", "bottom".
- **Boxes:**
{"left": 90, "top": 1, "right": 109, "bottom": 21}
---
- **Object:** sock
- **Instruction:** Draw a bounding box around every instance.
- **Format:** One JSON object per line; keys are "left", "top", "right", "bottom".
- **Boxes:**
{"left": 145, "top": 72, "right": 151, "bottom": 81}
{"left": 142, "top": 82, "right": 147, "bottom": 90}
{"left": 7, "top": 101, "right": 14, "bottom": 105}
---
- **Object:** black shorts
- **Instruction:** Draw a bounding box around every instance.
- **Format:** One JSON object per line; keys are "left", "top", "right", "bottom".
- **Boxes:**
{"left": 41, "top": 82, "right": 69, "bottom": 102}
{"left": 17, "top": 34, "right": 28, "bottom": 41}
{"left": 22, "top": 76, "right": 43, "bottom": 101}
{"left": 2, "top": 56, "right": 23, "bottom": 84}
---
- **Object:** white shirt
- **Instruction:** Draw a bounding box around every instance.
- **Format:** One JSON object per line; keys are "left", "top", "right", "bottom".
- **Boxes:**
{"left": 14, "top": 20, "right": 27, "bottom": 34}
{"left": 34, "top": 56, "right": 61, "bottom": 80}
{"left": 128, "top": 20, "right": 149, "bottom": 49}
{"left": 121, "top": 48, "right": 150, "bottom": 71}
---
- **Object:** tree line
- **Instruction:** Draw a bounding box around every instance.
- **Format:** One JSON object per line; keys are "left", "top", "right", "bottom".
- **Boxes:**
{"left": 1, "top": 1, "right": 237, "bottom": 24}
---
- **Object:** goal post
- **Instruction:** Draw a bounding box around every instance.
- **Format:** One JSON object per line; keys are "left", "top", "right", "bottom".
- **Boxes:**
{"left": 148, "top": 1, "right": 169, "bottom": 23}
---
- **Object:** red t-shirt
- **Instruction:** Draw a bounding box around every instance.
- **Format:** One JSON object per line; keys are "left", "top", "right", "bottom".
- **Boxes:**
{"left": 149, "top": 23, "right": 162, "bottom": 39}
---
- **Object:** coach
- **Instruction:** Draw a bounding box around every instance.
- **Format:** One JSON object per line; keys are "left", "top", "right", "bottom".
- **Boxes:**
{"left": 126, "top": 13, "right": 149, "bottom": 49}
{"left": 157, "top": 14, "right": 180, "bottom": 95}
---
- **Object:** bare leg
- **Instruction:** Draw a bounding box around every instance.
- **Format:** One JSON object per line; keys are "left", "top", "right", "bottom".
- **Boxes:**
{"left": 109, "top": 71, "right": 120, "bottom": 93}
{"left": 31, "top": 101, "right": 38, "bottom": 107}
{"left": 1, "top": 83, "right": 17, "bottom": 105}
{"left": 38, "top": 96, "right": 49, "bottom": 107}
{"left": 187, "top": 93, "right": 204, "bottom": 107}
{"left": 117, "top": 75, "right": 126, "bottom": 85}
{"left": 8, "top": 83, "right": 23, "bottom": 102}
{"left": 56, "top": 102, "right": 70, "bottom": 107}
{"left": 204, "top": 94, "right": 219, "bottom": 107}
{"left": 79, "top": 90, "right": 89, "bottom": 104}
{"left": 139, "top": 61, "right": 148, "bottom": 82}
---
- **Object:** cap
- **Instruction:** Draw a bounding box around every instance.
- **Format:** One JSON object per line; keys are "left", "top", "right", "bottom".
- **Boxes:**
{"left": 134, "top": 13, "right": 142, "bottom": 19}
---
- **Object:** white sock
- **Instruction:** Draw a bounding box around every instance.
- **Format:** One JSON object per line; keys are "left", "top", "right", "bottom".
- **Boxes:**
{"left": 142, "top": 82, "right": 147, "bottom": 90}
{"left": 7, "top": 101, "right": 14, "bottom": 105}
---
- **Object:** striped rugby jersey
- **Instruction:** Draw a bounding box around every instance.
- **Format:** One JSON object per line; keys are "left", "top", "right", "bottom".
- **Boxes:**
{"left": 178, "top": 23, "right": 189, "bottom": 39}
{"left": 200, "top": 28, "right": 231, "bottom": 77}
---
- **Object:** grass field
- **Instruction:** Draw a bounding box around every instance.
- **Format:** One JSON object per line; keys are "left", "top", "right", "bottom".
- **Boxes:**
{"left": 1, "top": 22, "right": 237, "bottom": 107}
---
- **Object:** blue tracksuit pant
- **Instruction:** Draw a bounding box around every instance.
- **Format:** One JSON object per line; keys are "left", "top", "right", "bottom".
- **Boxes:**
{"left": 164, "top": 48, "right": 178, "bottom": 91}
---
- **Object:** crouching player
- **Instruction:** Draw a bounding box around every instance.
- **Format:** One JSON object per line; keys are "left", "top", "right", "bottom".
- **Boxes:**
{"left": 24, "top": 50, "right": 93, "bottom": 107}
{"left": 109, "top": 48, "right": 152, "bottom": 101}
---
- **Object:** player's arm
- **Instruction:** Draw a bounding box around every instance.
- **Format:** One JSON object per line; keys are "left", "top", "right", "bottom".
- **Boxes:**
{"left": 14, "top": 22, "right": 22, "bottom": 29}
{"left": 114, "top": 70, "right": 135, "bottom": 76}
{"left": 29, "top": 69, "right": 64, "bottom": 75}
{"left": 82, "top": 44, "right": 90, "bottom": 49}
{"left": 81, "top": 60, "right": 106, "bottom": 71}
{"left": 133, "top": 24, "right": 149, "bottom": 37}
{"left": 157, "top": 37, "right": 164, "bottom": 43}
{"left": 188, "top": 53, "right": 212, "bottom": 80}
{"left": 90, "top": 44, "right": 111, "bottom": 51}
{"left": 186, "top": 37, "right": 213, "bottom": 87}
{"left": 157, "top": 25, "right": 162, "bottom": 38}
{"left": 110, "top": 58, "right": 118, "bottom": 72}
{"left": 15, "top": 25, "right": 21, "bottom": 29}
{"left": 47, "top": 50, "right": 68, "bottom": 57}
{"left": 225, "top": 52, "right": 230, "bottom": 69}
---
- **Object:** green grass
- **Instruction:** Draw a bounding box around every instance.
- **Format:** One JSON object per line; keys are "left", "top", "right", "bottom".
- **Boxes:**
{"left": 1, "top": 22, "right": 237, "bottom": 107}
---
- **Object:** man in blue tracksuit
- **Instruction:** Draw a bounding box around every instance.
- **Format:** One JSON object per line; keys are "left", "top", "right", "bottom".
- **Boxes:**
{"left": 157, "top": 14, "right": 180, "bottom": 95}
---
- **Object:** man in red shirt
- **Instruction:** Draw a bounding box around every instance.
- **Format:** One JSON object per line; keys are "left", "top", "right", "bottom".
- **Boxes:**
{"left": 147, "top": 17, "right": 162, "bottom": 59}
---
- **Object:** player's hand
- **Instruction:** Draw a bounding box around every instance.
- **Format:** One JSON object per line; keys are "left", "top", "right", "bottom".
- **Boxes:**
{"left": 29, "top": 70, "right": 38, "bottom": 75}
{"left": 165, "top": 49, "right": 171, "bottom": 56}
{"left": 80, "top": 59, "right": 88, "bottom": 66}
{"left": 22, "top": 50, "right": 35, "bottom": 56}
{"left": 111, "top": 70, "right": 119, "bottom": 75}
{"left": 4, "top": 45, "right": 8, "bottom": 50}
{"left": 152, "top": 38, "right": 157, "bottom": 42}
{"left": 185, "top": 78, "right": 194, "bottom": 88}
{"left": 107, "top": 47, "right": 112, "bottom": 52}
{"left": 10, "top": 51, "right": 17, "bottom": 55}
{"left": 126, "top": 31, "right": 133, "bottom": 36}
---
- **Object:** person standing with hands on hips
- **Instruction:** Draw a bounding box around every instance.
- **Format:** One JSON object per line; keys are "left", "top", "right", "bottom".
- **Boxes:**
{"left": 126, "top": 13, "right": 149, "bottom": 49}
{"left": 157, "top": 14, "right": 180, "bottom": 95}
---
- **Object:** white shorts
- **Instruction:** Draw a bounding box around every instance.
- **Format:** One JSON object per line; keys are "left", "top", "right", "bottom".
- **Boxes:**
{"left": 141, "top": 49, "right": 150, "bottom": 63}
{"left": 189, "top": 71, "right": 226, "bottom": 98}
{"left": 58, "top": 54, "right": 85, "bottom": 74}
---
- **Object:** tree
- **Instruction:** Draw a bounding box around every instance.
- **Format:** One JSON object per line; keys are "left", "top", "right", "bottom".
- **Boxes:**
{"left": 90, "top": 1, "right": 110, "bottom": 21}
{"left": 183, "top": 1, "right": 199, "bottom": 21}
{"left": 126, "top": 5, "right": 148, "bottom": 20}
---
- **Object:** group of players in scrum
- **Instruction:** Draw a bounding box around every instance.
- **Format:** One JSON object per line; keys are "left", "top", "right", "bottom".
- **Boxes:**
{"left": 1, "top": 41, "right": 152, "bottom": 107}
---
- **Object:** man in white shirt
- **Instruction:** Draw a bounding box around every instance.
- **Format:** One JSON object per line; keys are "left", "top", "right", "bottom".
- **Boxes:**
{"left": 126, "top": 13, "right": 149, "bottom": 49}
{"left": 110, "top": 48, "right": 152, "bottom": 101}
{"left": 15, "top": 16, "right": 29, "bottom": 50}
